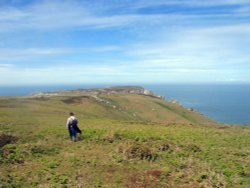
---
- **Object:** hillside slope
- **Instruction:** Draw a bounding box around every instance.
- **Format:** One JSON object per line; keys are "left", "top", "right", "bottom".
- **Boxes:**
{"left": 0, "top": 87, "right": 249, "bottom": 187}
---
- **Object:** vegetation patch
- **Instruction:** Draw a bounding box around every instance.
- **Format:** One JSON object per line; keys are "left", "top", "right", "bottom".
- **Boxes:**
{"left": 0, "top": 133, "right": 18, "bottom": 148}
{"left": 29, "top": 96, "right": 49, "bottom": 101}
{"left": 184, "top": 144, "right": 202, "bottom": 153}
{"left": 0, "top": 174, "right": 24, "bottom": 188}
{"left": 0, "top": 99, "right": 25, "bottom": 108}
{"left": 118, "top": 142, "right": 158, "bottom": 161}
{"left": 83, "top": 128, "right": 107, "bottom": 142}
{"left": 0, "top": 144, "right": 24, "bottom": 164}
{"left": 103, "top": 131, "right": 123, "bottom": 143}
{"left": 146, "top": 169, "right": 163, "bottom": 179}
{"left": 125, "top": 170, "right": 168, "bottom": 188}
{"left": 0, "top": 93, "right": 249, "bottom": 187}
{"left": 30, "top": 145, "right": 59, "bottom": 157}
{"left": 62, "top": 96, "right": 91, "bottom": 104}
{"left": 155, "top": 101, "right": 198, "bottom": 123}
{"left": 159, "top": 143, "right": 171, "bottom": 152}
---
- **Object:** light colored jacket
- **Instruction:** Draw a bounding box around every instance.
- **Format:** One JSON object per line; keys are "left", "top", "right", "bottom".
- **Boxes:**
{"left": 66, "top": 116, "right": 77, "bottom": 128}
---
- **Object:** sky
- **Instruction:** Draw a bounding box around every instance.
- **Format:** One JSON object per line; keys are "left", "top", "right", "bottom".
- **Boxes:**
{"left": 0, "top": 0, "right": 250, "bottom": 86}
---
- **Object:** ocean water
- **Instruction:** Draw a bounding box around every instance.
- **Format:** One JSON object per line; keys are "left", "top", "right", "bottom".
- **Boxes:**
{"left": 144, "top": 84, "right": 250, "bottom": 125}
{"left": 0, "top": 84, "right": 249, "bottom": 125}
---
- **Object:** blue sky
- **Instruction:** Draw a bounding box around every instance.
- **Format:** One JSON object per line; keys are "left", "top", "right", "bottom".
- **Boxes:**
{"left": 0, "top": 0, "right": 250, "bottom": 85}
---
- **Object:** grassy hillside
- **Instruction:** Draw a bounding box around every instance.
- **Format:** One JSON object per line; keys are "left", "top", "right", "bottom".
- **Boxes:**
{"left": 0, "top": 92, "right": 249, "bottom": 187}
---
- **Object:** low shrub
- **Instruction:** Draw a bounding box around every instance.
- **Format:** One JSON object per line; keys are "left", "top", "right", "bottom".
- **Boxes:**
{"left": 0, "top": 175, "right": 24, "bottom": 188}
{"left": 185, "top": 144, "right": 202, "bottom": 153}
{"left": 0, "top": 144, "right": 24, "bottom": 164}
{"left": 30, "top": 145, "right": 59, "bottom": 156}
{"left": 0, "top": 133, "right": 18, "bottom": 148}
{"left": 159, "top": 143, "right": 171, "bottom": 152}
{"left": 103, "top": 131, "right": 122, "bottom": 143}
{"left": 118, "top": 142, "right": 158, "bottom": 161}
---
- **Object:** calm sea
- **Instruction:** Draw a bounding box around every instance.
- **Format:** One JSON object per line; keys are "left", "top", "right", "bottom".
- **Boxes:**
{"left": 144, "top": 84, "right": 250, "bottom": 125}
{"left": 0, "top": 84, "right": 249, "bottom": 125}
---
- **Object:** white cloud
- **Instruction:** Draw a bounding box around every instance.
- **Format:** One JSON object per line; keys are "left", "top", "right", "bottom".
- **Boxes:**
{"left": 0, "top": 48, "right": 71, "bottom": 56}
{"left": 0, "top": 63, "right": 14, "bottom": 69}
{"left": 191, "top": 23, "right": 250, "bottom": 35}
{"left": 0, "top": 63, "right": 125, "bottom": 85}
{"left": 0, "top": 46, "right": 121, "bottom": 61}
{"left": 1, "top": 0, "right": 248, "bottom": 33}
{"left": 0, "top": 1, "right": 249, "bottom": 84}
{"left": 0, "top": 1, "right": 141, "bottom": 31}
{"left": 132, "top": 0, "right": 250, "bottom": 8}
{"left": 1, "top": 56, "right": 249, "bottom": 86}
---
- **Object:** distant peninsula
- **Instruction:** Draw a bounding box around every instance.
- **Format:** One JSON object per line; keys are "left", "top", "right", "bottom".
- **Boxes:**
{"left": 31, "top": 86, "right": 163, "bottom": 99}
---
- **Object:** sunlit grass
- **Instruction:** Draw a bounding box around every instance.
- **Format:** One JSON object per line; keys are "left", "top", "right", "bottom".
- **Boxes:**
{"left": 0, "top": 95, "right": 249, "bottom": 187}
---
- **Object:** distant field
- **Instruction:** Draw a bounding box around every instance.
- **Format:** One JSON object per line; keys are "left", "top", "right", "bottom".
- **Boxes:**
{"left": 0, "top": 93, "right": 249, "bottom": 187}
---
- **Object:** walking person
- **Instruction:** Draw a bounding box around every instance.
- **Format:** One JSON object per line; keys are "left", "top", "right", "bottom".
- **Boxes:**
{"left": 66, "top": 112, "right": 81, "bottom": 141}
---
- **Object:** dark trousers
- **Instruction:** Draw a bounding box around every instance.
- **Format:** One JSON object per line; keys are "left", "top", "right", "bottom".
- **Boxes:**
{"left": 68, "top": 127, "right": 77, "bottom": 141}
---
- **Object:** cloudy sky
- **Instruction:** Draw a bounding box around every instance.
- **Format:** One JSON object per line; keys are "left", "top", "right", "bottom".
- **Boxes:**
{"left": 0, "top": 0, "right": 250, "bottom": 85}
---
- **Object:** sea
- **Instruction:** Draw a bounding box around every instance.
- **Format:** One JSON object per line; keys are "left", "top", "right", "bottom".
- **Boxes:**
{"left": 0, "top": 84, "right": 249, "bottom": 125}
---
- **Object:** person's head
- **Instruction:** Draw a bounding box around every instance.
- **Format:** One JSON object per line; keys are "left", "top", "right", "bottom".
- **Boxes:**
{"left": 69, "top": 112, "right": 74, "bottom": 116}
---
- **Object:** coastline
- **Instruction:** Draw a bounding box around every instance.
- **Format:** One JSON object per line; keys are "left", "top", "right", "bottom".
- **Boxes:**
{"left": 0, "top": 84, "right": 250, "bottom": 125}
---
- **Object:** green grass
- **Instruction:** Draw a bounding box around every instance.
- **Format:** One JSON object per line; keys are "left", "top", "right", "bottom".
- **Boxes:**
{"left": 0, "top": 94, "right": 249, "bottom": 187}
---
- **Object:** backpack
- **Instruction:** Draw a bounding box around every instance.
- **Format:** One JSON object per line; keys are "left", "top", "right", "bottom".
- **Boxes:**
{"left": 70, "top": 118, "right": 82, "bottom": 134}
{"left": 70, "top": 119, "right": 78, "bottom": 128}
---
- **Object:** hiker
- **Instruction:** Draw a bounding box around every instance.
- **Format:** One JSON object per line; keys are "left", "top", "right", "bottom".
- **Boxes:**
{"left": 66, "top": 112, "right": 81, "bottom": 141}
